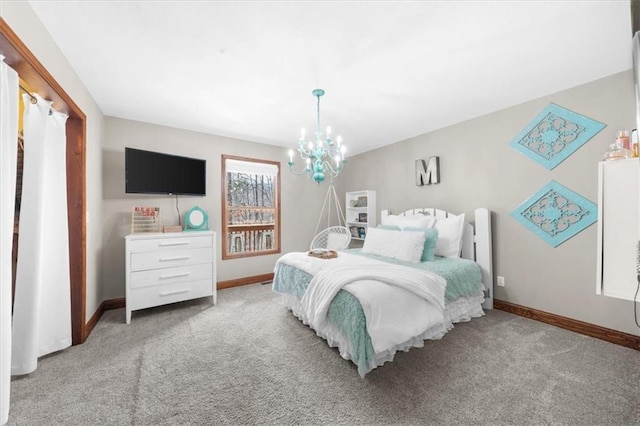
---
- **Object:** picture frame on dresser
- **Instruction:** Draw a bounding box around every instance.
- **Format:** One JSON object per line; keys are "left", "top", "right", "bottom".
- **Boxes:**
{"left": 131, "top": 206, "right": 162, "bottom": 233}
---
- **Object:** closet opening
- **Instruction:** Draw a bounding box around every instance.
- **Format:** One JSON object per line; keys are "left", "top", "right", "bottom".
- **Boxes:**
{"left": 1, "top": 18, "right": 88, "bottom": 344}
{"left": 11, "top": 86, "right": 25, "bottom": 310}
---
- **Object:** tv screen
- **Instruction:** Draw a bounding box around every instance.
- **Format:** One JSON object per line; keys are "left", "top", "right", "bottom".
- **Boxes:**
{"left": 125, "top": 147, "right": 206, "bottom": 196}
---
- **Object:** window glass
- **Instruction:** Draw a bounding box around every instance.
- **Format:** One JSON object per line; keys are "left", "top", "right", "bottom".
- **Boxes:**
{"left": 222, "top": 155, "right": 280, "bottom": 259}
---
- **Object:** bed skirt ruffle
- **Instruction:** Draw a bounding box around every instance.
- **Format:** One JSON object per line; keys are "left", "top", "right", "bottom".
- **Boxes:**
{"left": 278, "top": 292, "right": 484, "bottom": 377}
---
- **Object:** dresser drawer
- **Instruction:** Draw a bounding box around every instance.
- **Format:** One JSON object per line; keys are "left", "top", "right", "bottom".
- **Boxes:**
{"left": 128, "top": 235, "right": 212, "bottom": 253}
{"left": 127, "top": 279, "right": 213, "bottom": 311}
{"left": 130, "top": 262, "right": 212, "bottom": 289}
{"left": 130, "top": 247, "right": 213, "bottom": 272}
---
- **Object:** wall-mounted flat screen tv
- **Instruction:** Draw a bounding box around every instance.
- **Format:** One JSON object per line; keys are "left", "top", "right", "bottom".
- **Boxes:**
{"left": 125, "top": 147, "right": 206, "bottom": 196}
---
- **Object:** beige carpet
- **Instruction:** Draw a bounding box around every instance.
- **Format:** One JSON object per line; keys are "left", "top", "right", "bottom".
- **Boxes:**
{"left": 7, "top": 284, "right": 640, "bottom": 425}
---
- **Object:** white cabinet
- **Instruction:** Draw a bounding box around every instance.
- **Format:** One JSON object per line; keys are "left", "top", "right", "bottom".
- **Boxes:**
{"left": 596, "top": 159, "right": 638, "bottom": 301}
{"left": 125, "top": 231, "right": 216, "bottom": 324}
{"left": 345, "top": 190, "right": 376, "bottom": 241}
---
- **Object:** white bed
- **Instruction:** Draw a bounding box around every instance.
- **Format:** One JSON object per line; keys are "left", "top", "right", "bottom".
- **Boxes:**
{"left": 272, "top": 207, "right": 493, "bottom": 377}
{"left": 381, "top": 207, "right": 494, "bottom": 309}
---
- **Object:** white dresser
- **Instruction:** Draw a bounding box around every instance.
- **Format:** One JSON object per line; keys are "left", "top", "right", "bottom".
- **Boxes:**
{"left": 125, "top": 231, "right": 216, "bottom": 324}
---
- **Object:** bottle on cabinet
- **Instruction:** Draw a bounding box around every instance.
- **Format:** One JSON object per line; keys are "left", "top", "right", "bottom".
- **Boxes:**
{"left": 617, "top": 130, "right": 630, "bottom": 150}
{"left": 603, "top": 130, "right": 633, "bottom": 161}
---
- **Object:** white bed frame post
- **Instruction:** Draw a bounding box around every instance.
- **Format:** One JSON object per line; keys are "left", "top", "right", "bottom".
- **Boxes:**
{"left": 474, "top": 208, "right": 493, "bottom": 310}
{"left": 380, "top": 207, "right": 494, "bottom": 309}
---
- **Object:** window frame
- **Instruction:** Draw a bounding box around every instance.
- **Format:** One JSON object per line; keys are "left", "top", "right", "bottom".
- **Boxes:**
{"left": 221, "top": 154, "right": 281, "bottom": 260}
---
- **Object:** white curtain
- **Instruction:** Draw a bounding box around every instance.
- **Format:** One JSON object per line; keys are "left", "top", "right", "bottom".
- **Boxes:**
{"left": 11, "top": 93, "right": 70, "bottom": 375}
{"left": 0, "top": 55, "right": 19, "bottom": 426}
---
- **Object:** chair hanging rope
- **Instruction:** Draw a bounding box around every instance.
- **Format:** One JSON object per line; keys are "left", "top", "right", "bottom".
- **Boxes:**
{"left": 312, "top": 182, "right": 347, "bottom": 238}
{"left": 309, "top": 179, "right": 351, "bottom": 251}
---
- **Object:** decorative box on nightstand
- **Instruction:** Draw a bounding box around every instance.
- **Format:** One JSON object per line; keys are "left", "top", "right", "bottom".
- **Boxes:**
{"left": 124, "top": 231, "right": 217, "bottom": 324}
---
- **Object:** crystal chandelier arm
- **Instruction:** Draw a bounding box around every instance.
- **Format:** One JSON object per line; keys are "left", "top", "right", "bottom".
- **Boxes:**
{"left": 288, "top": 160, "right": 312, "bottom": 176}
{"left": 296, "top": 142, "right": 308, "bottom": 159}
{"left": 321, "top": 159, "right": 347, "bottom": 177}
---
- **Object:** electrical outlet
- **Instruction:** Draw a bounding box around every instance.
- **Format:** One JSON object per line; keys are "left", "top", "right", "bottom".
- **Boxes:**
{"left": 497, "top": 276, "right": 505, "bottom": 287}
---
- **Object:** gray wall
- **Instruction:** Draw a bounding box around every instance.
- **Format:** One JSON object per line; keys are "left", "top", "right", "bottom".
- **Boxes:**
{"left": 1, "top": 0, "right": 106, "bottom": 322}
{"left": 7, "top": 0, "right": 636, "bottom": 336}
{"left": 343, "top": 70, "right": 639, "bottom": 337}
{"left": 102, "top": 117, "right": 341, "bottom": 299}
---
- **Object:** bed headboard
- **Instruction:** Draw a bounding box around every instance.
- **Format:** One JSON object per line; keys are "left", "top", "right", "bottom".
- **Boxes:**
{"left": 380, "top": 208, "right": 494, "bottom": 309}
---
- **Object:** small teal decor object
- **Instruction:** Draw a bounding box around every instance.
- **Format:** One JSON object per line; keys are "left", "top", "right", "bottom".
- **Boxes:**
{"left": 511, "top": 180, "right": 597, "bottom": 247}
{"left": 184, "top": 205, "right": 209, "bottom": 231}
{"left": 509, "top": 103, "right": 605, "bottom": 169}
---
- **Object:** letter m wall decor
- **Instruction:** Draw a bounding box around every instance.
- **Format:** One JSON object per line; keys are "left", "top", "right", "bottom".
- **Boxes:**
{"left": 416, "top": 156, "right": 439, "bottom": 186}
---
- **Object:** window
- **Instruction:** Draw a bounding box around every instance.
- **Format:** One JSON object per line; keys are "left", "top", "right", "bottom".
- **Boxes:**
{"left": 222, "top": 155, "right": 280, "bottom": 259}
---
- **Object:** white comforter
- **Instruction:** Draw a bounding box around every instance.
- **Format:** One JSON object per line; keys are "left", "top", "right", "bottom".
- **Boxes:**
{"left": 275, "top": 252, "right": 447, "bottom": 353}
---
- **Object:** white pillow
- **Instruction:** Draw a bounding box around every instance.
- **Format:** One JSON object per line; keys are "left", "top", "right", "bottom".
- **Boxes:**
{"left": 433, "top": 214, "right": 466, "bottom": 258}
{"left": 381, "top": 214, "right": 436, "bottom": 230}
{"left": 361, "top": 227, "right": 426, "bottom": 263}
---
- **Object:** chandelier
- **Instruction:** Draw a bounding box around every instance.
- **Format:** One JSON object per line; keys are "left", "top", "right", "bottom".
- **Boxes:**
{"left": 288, "top": 89, "right": 346, "bottom": 183}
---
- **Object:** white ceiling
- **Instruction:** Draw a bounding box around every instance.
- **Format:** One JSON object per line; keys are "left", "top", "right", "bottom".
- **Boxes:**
{"left": 28, "top": 1, "right": 632, "bottom": 156}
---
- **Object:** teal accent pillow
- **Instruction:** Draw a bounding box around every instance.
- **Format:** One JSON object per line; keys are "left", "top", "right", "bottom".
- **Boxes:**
{"left": 376, "top": 224, "right": 401, "bottom": 231}
{"left": 404, "top": 227, "right": 439, "bottom": 262}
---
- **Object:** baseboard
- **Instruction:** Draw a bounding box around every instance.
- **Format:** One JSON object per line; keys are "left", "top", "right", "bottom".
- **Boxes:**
{"left": 84, "top": 302, "right": 105, "bottom": 338}
{"left": 95, "top": 273, "right": 271, "bottom": 316}
{"left": 84, "top": 298, "right": 126, "bottom": 338}
{"left": 84, "top": 302, "right": 105, "bottom": 340}
{"left": 88, "top": 275, "right": 271, "bottom": 338}
{"left": 104, "top": 297, "right": 125, "bottom": 310}
{"left": 217, "top": 273, "right": 274, "bottom": 290}
{"left": 96, "top": 274, "right": 273, "bottom": 304}
{"left": 494, "top": 299, "right": 639, "bottom": 351}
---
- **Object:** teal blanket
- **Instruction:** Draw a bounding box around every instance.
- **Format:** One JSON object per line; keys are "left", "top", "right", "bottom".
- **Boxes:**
{"left": 272, "top": 251, "right": 482, "bottom": 376}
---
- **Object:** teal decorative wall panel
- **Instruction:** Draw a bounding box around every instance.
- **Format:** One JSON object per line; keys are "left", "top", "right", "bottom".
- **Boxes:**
{"left": 509, "top": 103, "right": 605, "bottom": 169}
{"left": 511, "top": 180, "right": 597, "bottom": 247}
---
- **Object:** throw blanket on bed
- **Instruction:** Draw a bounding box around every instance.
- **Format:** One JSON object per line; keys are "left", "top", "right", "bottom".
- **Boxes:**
{"left": 276, "top": 252, "right": 447, "bottom": 353}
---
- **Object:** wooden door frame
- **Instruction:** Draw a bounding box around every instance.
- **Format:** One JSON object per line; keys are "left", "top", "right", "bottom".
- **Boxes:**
{"left": 0, "top": 18, "right": 88, "bottom": 345}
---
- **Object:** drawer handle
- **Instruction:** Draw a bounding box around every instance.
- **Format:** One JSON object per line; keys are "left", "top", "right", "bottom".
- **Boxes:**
{"left": 159, "top": 255, "right": 191, "bottom": 262}
{"left": 159, "top": 289, "right": 189, "bottom": 297}
{"left": 158, "top": 241, "right": 190, "bottom": 247}
{"left": 159, "top": 272, "right": 191, "bottom": 280}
